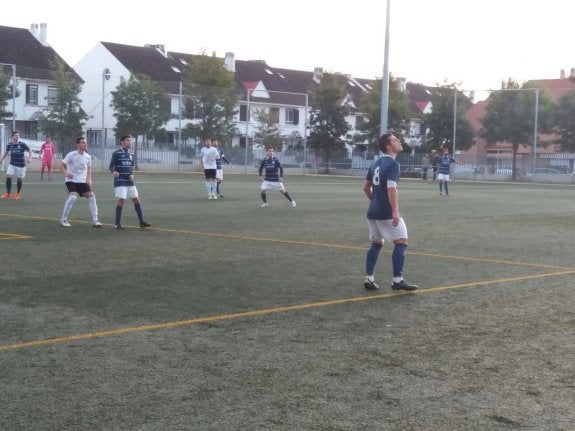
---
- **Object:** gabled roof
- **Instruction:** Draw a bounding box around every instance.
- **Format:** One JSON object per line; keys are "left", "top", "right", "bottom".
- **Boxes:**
{"left": 0, "top": 25, "right": 81, "bottom": 82}
{"left": 530, "top": 78, "right": 575, "bottom": 102}
{"left": 102, "top": 42, "right": 183, "bottom": 93}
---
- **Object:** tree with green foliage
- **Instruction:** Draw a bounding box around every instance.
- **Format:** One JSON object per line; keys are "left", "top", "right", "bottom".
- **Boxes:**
{"left": 308, "top": 73, "right": 351, "bottom": 171}
{"left": 183, "top": 53, "right": 238, "bottom": 146}
{"left": 424, "top": 82, "right": 475, "bottom": 153}
{"left": 253, "top": 108, "right": 283, "bottom": 150}
{"left": 40, "top": 57, "right": 90, "bottom": 151}
{"left": 0, "top": 67, "right": 14, "bottom": 121}
{"left": 555, "top": 90, "right": 575, "bottom": 152}
{"left": 111, "top": 73, "right": 170, "bottom": 165}
{"left": 481, "top": 79, "right": 555, "bottom": 179}
{"left": 355, "top": 75, "right": 410, "bottom": 147}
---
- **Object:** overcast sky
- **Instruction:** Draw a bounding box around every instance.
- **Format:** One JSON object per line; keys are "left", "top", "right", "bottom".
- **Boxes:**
{"left": 2, "top": 0, "right": 573, "bottom": 91}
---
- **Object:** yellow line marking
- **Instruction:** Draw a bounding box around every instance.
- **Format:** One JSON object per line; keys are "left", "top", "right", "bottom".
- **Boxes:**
{"left": 0, "top": 213, "right": 571, "bottom": 270}
{"left": 0, "top": 231, "right": 32, "bottom": 239}
{"left": 2, "top": 269, "right": 574, "bottom": 352}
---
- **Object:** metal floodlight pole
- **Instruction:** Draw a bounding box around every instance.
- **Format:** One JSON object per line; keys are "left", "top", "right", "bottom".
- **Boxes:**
{"left": 244, "top": 88, "right": 250, "bottom": 174}
{"left": 102, "top": 68, "right": 111, "bottom": 147}
{"left": 532, "top": 88, "right": 539, "bottom": 182}
{"left": 452, "top": 88, "right": 457, "bottom": 155}
{"left": 379, "top": 0, "right": 391, "bottom": 136}
{"left": 11, "top": 64, "right": 16, "bottom": 131}
{"left": 304, "top": 92, "right": 309, "bottom": 169}
{"left": 178, "top": 79, "right": 182, "bottom": 171}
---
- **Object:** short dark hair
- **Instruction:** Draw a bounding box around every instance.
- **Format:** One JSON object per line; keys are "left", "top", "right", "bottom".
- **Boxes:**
{"left": 75, "top": 136, "right": 86, "bottom": 144}
{"left": 377, "top": 133, "right": 394, "bottom": 153}
{"left": 120, "top": 135, "right": 131, "bottom": 142}
{"left": 12, "top": 130, "right": 19, "bottom": 137}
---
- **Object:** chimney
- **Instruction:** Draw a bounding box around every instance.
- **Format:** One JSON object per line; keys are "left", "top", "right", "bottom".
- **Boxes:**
{"left": 560, "top": 69, "right": 566, "bottom": 79}
{"left": 571, "top": 68, "right": 575, "bottom": 79}
{"left": 224, "top": 52, "right": 235, "bottom": 72}
{"left": 397, "top": 77, "right": 407, "bottom": 92}
{"left": 144, "top": 44, "right": 167, "bottom": 57}
{"left": 313, "top": 67, "right": 323, "bottom": 83}
{"left": 469, "top": 91, "right": 475, "bottom": 103}
{"left": 38, "top": 23, "right": 47, "bottom": 45}
{"left": 29, "top": 23, "right": 39, "bottom": 40}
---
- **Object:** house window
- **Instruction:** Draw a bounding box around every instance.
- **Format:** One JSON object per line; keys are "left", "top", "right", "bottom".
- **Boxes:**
{"left": 356, "top": 115, "right": 365, "bottom": 128}
{"left": 47, "top": 86, "right": 59, "bottom": 106}
{"left": 286, "top": 109, "right": 299, "bottom": 125}
{"left": 270, "top": 107, "right": 279, "bottom": 124}
{"left": 26, "top": 84, "right": 38, "bottom": 105}
{"left": 239, "top": 105, "right": 250, "bottom": 122}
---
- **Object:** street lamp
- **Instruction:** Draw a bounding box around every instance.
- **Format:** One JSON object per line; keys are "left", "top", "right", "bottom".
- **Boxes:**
{"left": 379, "top": 0, "right": 391, "bottom": 136}
{"left": 102, "top": 68, "right": 111, "bottom": 146}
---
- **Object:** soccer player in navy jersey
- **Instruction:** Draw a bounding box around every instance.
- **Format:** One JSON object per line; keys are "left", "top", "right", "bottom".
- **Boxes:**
{"left": 109, "top": 135, "right": 151, "bottom": 230}
{"left": 363, "top": 133, "right": 417, "bottom": 291}
{"left": 258, "top": 147, "right": 296, "bottom": 208}
{"left": 0, "top": 130, "right": 31, "bottom": 200}
{"left": 436, "top": 146, "right": 463, "bottom": 196}
{"left": 212, "top": 139, "right": 232, "bottom": 198}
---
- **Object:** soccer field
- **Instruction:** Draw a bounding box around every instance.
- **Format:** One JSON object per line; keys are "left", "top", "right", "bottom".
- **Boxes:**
{"left": 1, "top": 173, "right": 574, "bottom": 430}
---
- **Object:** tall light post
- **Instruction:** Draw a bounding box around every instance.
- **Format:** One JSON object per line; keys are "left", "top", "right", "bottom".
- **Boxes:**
{"left": 379, "top": 0, "right": 391, "bottom": 136}
{"left": 102, "top": 68, "right": 111, "bottom": 146}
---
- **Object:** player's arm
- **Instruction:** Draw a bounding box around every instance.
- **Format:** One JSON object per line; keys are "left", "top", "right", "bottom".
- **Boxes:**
{"left": 86, "top": 165, "right": 92, "bottom": 185}
{"left": 109, "top": 154, "right": 121, "bottom": 178}
{"left": 60, "top": 161, "right": 72, "bottom": 179}
{"left": 363, "top": 179, "right": 373, "bottom": 200}
{"left": 222, "top": 155, "right": 232, "bottom": 165}
{"left": 25, "top": 145, "right": 32, "bottom": 163}
{"left": 258, "top": 159, "right": 265, "bottom": 178}
{"left": 388, "top": 185, "right": 400, "bottom": 227}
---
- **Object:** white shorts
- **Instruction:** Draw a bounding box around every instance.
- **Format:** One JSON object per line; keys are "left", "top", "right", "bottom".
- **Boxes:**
{"left": 437, "top": 173, "right": 450, "bottom": 181}
{"left": 367, "top": 218, "right": 408, "bottom": 243}
{"left": 261, "top": 180, "right": 285, "bottom": 192}
{"left": 216, "top": 169, "right": 223, "bottom": 180}
{"left": 114, "top": 185, "right": 139, "bottom": 200}
{"left": 7, "top": 165, "right": 26, "bottom": 178}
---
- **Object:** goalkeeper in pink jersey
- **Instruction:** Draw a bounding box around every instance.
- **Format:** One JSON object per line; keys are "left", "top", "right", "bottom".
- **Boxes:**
{"left": 39, "top": 136, "right": 56, "bottom": 180}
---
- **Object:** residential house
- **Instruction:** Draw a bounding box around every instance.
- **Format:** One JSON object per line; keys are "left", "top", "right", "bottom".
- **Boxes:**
{"left": 0, "top": 23, "right": 82, "bottom": 141}
{"left": 463, "top": 71, "right": 575, "bottom": 173}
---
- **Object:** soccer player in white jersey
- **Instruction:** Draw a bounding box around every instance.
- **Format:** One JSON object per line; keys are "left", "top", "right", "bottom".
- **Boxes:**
{"left": 363, "top": 133, "right": 417, "bottom": 291}
{"left": 59, "top": 136, "right": 102, "bottom": 228}
{"left": 200, "top": 138, "right": 220, "bottom": 199}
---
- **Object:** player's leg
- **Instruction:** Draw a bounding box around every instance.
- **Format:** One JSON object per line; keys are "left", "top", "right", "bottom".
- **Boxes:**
{"left": 260, "top": 182, "right": 269, "bottom": 207}
{"left": 12, "top": 168, "right": 26, "bottom": 200}
{"left": 216, "top": 169, "right": 223, "bottom": 197}
{"left": 115, "top": 186, "right": 128, "bottom": 229}
{"left": 82, "top": 189, "right": 101, "bottom": 226}
{"left": 3, "top": 168, "right": 14, "bottom": 198}
{"left": 279, "top": 183, "right": 296, "bottom": 207}
{"left": 61, "top": 183, "right": 79, "bottom": 226}
{"left": 131, "top": 188, "right": 150, "bottom": 228}
{"left": 364, "top": 219, "right": 383, "bottom": 290}
{"left": 444, "top": 175, "right": 450, "bottom": 195}
{"left": 387, "top": 219, "right": 417, "bottom": 291}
